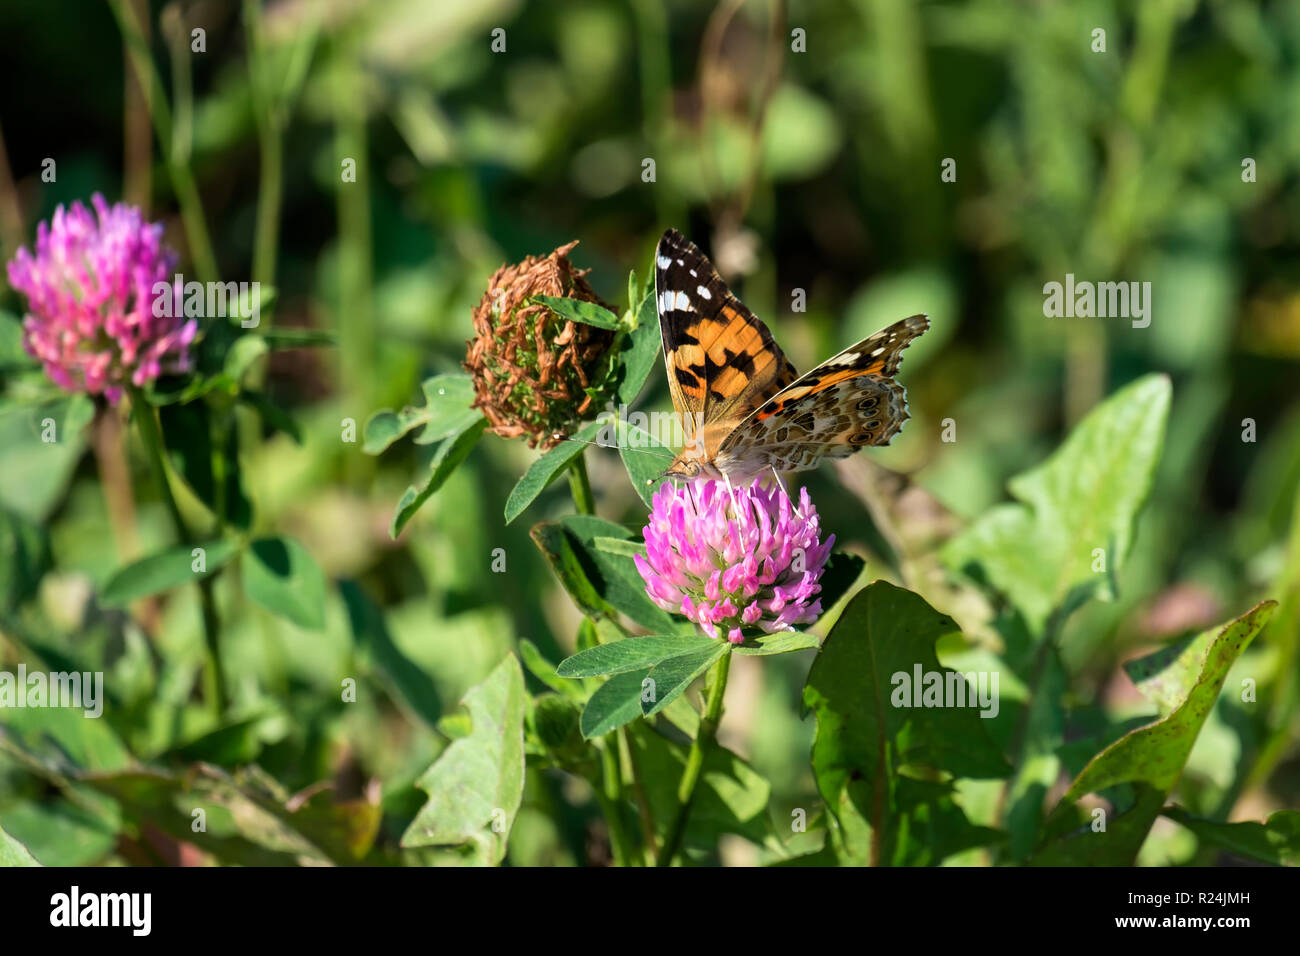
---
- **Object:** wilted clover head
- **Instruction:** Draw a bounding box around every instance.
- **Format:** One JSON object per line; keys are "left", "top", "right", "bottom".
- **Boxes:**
{"left": 463, "top": 241, "right": 617, "bottom": 449}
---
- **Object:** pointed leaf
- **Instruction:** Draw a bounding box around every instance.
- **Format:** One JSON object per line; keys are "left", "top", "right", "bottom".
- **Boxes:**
{"left": 390, "top": 417, "right": 488, "bottom": 537}
{"left": 558, "top": 634, "right": 719, "bottom": 677}
{"left": 1031, "top": 601, "right": 1276, "bottom": 865}
{"left": 101, "top": 539, "right": 240, "bottom": 607}
{"left": 243, "top": 536, "right": 327, "bottom": 630}
{"left": 943, "top": 374, "right": 1171, "bottom": 632}
{"left": 504, "top": 420, "right": 606, "bottom": 524}
{"left": 400, "top": 654, "right": 526, "bottom": 864}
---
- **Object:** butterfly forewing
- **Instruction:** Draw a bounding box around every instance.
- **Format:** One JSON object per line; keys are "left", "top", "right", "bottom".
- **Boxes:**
{"left": 654, "top": 229, "right": 797, "bottom": 435}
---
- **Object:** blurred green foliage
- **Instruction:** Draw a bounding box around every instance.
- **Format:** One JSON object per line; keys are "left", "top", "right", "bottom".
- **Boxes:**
{"left": 0, "top": 0, "right": 1298, "bottom": 866}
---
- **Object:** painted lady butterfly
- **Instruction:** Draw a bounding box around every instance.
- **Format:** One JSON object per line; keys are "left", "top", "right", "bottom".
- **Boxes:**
{"left": 655, "top": 228, "right": 928, "bottom": 483}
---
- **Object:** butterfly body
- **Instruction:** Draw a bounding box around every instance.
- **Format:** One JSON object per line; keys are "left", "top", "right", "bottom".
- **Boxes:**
{"left": 655, "top": 228, "right": 927, "bottom": 483}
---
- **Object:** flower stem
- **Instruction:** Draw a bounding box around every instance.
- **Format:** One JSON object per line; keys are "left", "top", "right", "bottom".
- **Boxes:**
{"left": 128, "top": 388, "right": 227, "bottom": 716}
{"left": 568, "top": 452, "right": 595, "bottom": 515}
{"left": 656, "top": 648, "right": 732, "bottom": 866}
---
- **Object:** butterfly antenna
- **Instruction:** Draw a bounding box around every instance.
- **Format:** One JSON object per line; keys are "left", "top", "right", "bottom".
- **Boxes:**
{"left": 550, "top": 433, "right": 676, "bottom": 461}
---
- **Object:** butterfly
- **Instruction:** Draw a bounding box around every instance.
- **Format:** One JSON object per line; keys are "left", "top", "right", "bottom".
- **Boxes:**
{"left": 654, "top": 228, "right": 928, "bottom": 484}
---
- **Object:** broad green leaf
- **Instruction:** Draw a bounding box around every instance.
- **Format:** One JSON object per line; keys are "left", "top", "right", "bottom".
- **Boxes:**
{"left": 1030, "top": 601, "right": 1276, "bottom": 865}
{"left": 0, "top": 820, "right": 41, "bottom": 865}
{"left": 390, "top": 417, "right": 488, "bottom": 537}
{"left": 0, "top": 395, "right": 94, "bottom": 522}
{"left": 341, "top": 580, "right": 441, "bottom": 728}
{"left": 364, "top": 373, "right": 480, "bottom": 455}
{"left": 733, "top": 631, "right": 821, "bottom": 656}
{"left": 803, "top": 581, "right": 1009, "bottom": 866}
{"left": 531, "top": 295, "right": 622, "bottom": 330}
{"left": 614, "top": 292, "right": 661, "bottom": 405}
{"left": 943, "top": 374, "right": 1171, "bottom": 632}
{"left": 504, "top": 420, "right": 605, "bottom": 524}
{"left": 1163, "top": 807, "right": 1300, "bottom": 866}
{"left": 627, "top": 722, "right": 776, "bottom": 852}
{"left": 243, "top": 536, "right": 327, "bottom": 630}
{"left": 558, "top": 634, "right": 718, "bottom": 677}
{"left": 101, "top": 539, "right": 240, "bottom": 606}
{"left": 400, "top": 654, "right": 526, "bottom": 864}
{"left": 641, "top": 642, "right": 728, "bottom": 716}
{"left": 579, "top": 669, "right": 649, "bottom": 738}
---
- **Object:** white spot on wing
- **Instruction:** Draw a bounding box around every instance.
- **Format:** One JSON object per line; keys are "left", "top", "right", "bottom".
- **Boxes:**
{"left": 657, "top": 255, "right": 671, "bottom": 269}
{"left": 697, "top": 285, "right": 712, "bottom": 300}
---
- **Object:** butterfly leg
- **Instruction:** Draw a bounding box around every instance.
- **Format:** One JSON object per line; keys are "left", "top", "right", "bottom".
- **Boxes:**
{"left": 770, "top": 465, "right": 802, "bottom": 518}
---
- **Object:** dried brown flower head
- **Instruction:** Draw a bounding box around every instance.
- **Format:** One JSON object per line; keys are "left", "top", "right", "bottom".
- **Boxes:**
{"left": 464, "top": 241, "right": 617, "bottom": 449}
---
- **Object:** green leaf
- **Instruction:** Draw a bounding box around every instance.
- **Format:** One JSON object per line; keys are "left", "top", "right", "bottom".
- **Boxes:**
{"left": 567, "top": 515, "right": 682, "bottom": 631}
{"left": 400, "top": 654, "right": 526, "bottom": 864}
{"left": 1163, "top": 807, "right": 1300, "bottom": 866}
{"left": 592, "top": 536, "right": 645, "bottom": 559}
{"left": 1030, "top": 601, "right": 1276, "bottom": 865}
{"left": 239, "top": 390, "right": 302, "bottom": 444}
{"left": 0, "top": 508, "right": 48, "bottom": 612}
{"left": 243, "top": 536, "right": 328, "bottom": 630}
{"left": 614, "top": 293, "right": 661, "bottom": 406}
{"left": 159, "top": 401, "right": 253, "bottom": 529}
{"left": 504, "top": 419, "right": 605, "bottom": 524}
{"left": 341, "top": 580, "right": 441, "bottom": 728}
{"left": 816, "top": 552, "right": 866, "bottom": 612}
{"left": 641, "top": 642, "right": 728, "bottom": 716}
{"left": 733, "top": 631, "right": 821, "bottom": 656}
{"left": 518, "top": 639, "right": 577, "bottom": 696}
{"left": 390, "top": 417, "right": 488, "bottom": 537}
{"left": 627, "top": 722, "right": 776, "bottom": 851}
{"left": 530, "top": 515, "right": 678, "bottom": 632}
{"left": 616, "top": 420, "right": 672, "bottom": 506}
{"left": 0, "top": 395, "right": 94, "bottom": 522}
{"left": 558, "top": 634, "right": 719, "bottom": 677}
{"left": 943, "top": 374, "right": 1171, "bottom": 633}
{"left": 364, "top": 373, "right": 480, "bottom": 455}
{"left": 222, "top": 334, "right": 269, "bottom": 383}
{"left": 0, "top": 820, "right": 42, "bottom": 865}
{"left": 579, "top": 669, "right": 648, "bottom": 738}
{"left": 101, "top": 539, "right": 240, "bottom": 606}
{"left": 803, "top": 581, "right": 1009, "bottom": 866}
{"left": 531, "top": 295, "right": 622, "bottom": 330}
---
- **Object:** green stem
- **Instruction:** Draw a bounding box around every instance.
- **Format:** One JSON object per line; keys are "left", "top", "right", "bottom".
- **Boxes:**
{"left": 568, "top": 453, "right": 595, "bottom": 516}
{"left": 656, "top": 648, "right": 732, "bottom": 866}
{"left": 129, "top": 388, "right": 227, "bottom": 716}
{"left": 107, "top": 0, "right": 218, "bottom": 284}
{"left": 596, "top": 741, "right": 635, "bottom": 866}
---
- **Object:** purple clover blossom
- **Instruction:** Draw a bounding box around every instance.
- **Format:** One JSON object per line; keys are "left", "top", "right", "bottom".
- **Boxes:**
{"left": 634, "top": 478, "right": 835, "bottom": 643}
{"left": 5, "top": 194, "right": 195, "bottom": 403}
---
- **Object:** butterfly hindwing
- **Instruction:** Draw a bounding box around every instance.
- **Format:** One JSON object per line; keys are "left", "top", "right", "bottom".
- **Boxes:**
{"left": 717, "top": 314, "right": 929, "bottom": 476}
{"left": 654, "top": 229, "right": 796, "bottom": 430}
